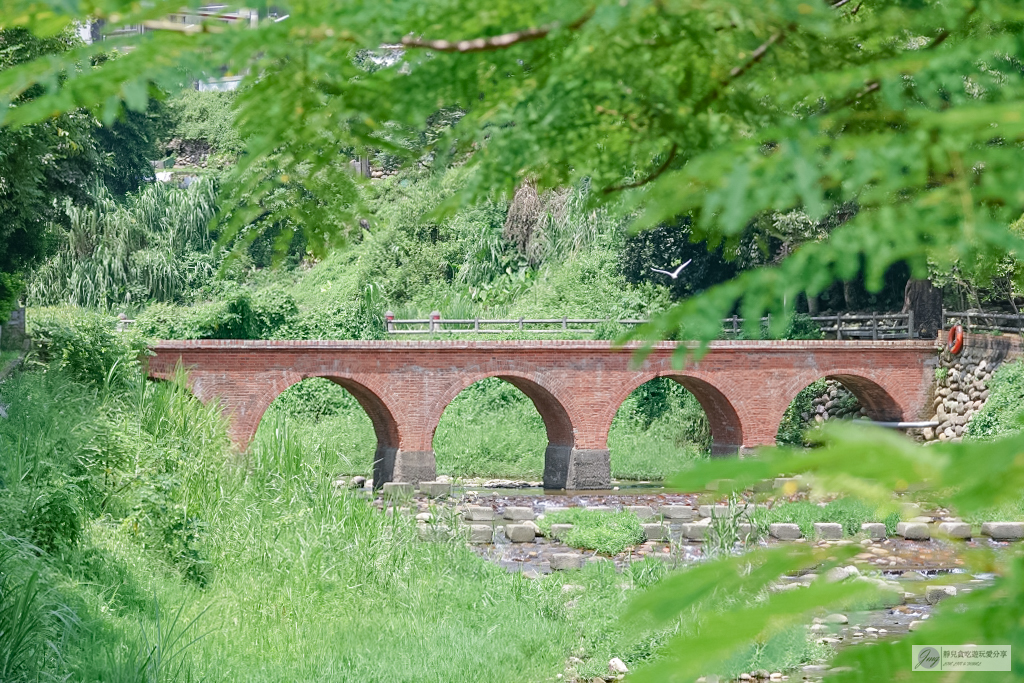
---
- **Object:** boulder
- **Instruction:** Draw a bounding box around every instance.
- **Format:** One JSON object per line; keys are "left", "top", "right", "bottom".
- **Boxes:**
{"left": 814, "top": 522, "right": 844, "bottom": 540}
{"left": 626, "top": 505, "right": 656, "bottom": 519}
{"left": 503, "top": 506, "right": 535, "bottom": 521}
{"left": 938, "top": 522, "right": 972, "bottom": 539}
{"left": 981, "top": 522, "right": 1024, "bottom": 540}
{"left": 468, "top": 525, "right": 493, "bottom": 544}
{"left": 608, "top": 658, "right": 629, "bottom": 674}
{"left": 642, "top": 523, "right": 668, "bottom": 541}
{"left": 505, "top": 524, "right": 536, "bottom": 543}
{"left": 659, "top": 505, "right": 695, "bottom": 521}
{"left": 550, "top": 553, "right": 584, "bottom": 571}
{"left": 463, "top": 505, "right": 494, "bottom": 522}
{"left": 860, "top": 522, "right": 887, "bottom": 540}
{"left": 898, "top": 522, "right": 931, "bottom": 540}
{"left": 769, "top": 523, "right": 802, "bottom": 540}
{"left": 381, "top": 482, "right": 413, "bottom": 497}
{"left": 682, "top": 523, "right": 708, "bottom": 540}
{"left": 926, "top": 585, "right": 957, "bottom": 604}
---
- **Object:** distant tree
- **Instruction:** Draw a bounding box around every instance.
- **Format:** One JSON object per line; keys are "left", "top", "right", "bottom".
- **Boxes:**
{"left": 95, "top": 96, "right": 175, "bottom": 195}
{"left": 620, "top": 222, "right": 737, "bottom": 301}
{"left": 0, "top": 28, "right": 100, "bottom": 318}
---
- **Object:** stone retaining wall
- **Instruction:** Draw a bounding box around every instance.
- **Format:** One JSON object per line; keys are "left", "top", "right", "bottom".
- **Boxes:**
{"left": 802, "top": 380, "right": 867, "bottom": 425}
{"left": 922, "top": 333, "right": 1023, "bottom": 443}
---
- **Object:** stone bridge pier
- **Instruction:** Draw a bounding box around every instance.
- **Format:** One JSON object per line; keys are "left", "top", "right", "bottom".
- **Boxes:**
{"left": 146, "top": 339, "right": 938, "bottom": 489}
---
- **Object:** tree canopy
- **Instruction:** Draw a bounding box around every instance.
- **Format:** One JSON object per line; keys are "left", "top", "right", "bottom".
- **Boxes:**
{"left": 3, "top": 0, "right": 1021, "bottom": 344}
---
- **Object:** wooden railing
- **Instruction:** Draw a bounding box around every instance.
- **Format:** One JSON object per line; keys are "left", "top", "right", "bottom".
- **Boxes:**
{"left": 943, "top": 311, "right": 1024, "bottom": 335}
{"left": 118, "top": 309, "right": 1024, "bottom": 339}
{"left": 384, "top": 311, "right": 921, "bottom": 339}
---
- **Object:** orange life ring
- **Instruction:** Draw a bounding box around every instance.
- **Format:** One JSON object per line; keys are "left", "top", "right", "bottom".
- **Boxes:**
{"left": 947, "top": 324, "right": 964, "bottom": 355}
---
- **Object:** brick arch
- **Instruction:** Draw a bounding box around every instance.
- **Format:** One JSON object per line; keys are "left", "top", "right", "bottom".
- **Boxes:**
{"left": 212, "top": 371, "right": 403, "bottom": 465}
{"left": 604, "top": 373, "right": 745, "bottom": 457}
{"left": 777, "top": 372, "right": 905, "bottom": 426}
{"left": 825, "top": 374, "right": 903, "bottom": 421}
{"left": 430, "top": 373, "right": 575, "bottom": 448}
{"left": 429, "top": 370, "right": 581, "bottom": 488}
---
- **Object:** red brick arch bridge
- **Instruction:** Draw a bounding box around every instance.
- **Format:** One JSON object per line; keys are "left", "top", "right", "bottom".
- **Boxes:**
{"left": 146, "top": 339, "right": 938, "bottom": 489}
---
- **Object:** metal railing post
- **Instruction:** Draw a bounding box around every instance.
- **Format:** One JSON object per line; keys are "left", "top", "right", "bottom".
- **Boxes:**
{"left": 562, "top": 316, "right": 567, "bottom": 331}
{"left": 907, "top": 310, "right": 914, "bottom": 339}
{"left": 871, "top": 313, "right": 877, "bottom": 340}
{"left": 430, "top": 311, "right": 440, "bottom": 334}
{"left": 836, "top": 313, "right": 842, "bottom": 340}
{"left": 385, "top": 310, "right": 394, "bottom": 334}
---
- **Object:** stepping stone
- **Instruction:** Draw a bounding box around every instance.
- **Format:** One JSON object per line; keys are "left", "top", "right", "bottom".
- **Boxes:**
{"left": 587, "top": 505, "right": 613, "bottom": 512}
{"left": 926, "top": 585, "right": 957, "bottom": 604}
{"left": 468, "top": 525, "right": 493, "bottom": 544}
{"left": 463, "top": 506, "right": 494, "bottom": 522}
{"left": 981, "top": 522, "right": 1024, "bottom": 540}
{"left": 626, "top": 505, "right": 656, "bottom": 519}
{"left": 898, "top": 522, "right": 931, "bottom": 541}
{"left": 938, "top": 522, "right": 972, "bottom": 539}
{"left": 503, "top": 506, "right": 535, "bottom": 521}
{"left": 860, "top": 522, "right": 887, "bottom": 540}
{"left": 681, "top": 523, "right": 708, "bottom": 540}
{"left": 417, "top": 481, "right": 451, "bottom": 497}
{"left": 659, "top": 505, "right": 695, "bottom": 521}
{"left": 550, "top": 553, "right": 584, "bottom": 571}
{"left": 642, "top": 523, "right": 668, "bottom": 541}
{"left": 549, "top": 524, "right": 573, "bottom": 541}
{"left": 381, "top": 482, "right": 413, "bottom": 497}
{"left": 814, "top": 523, "right": 843, "bottom": 540}
{"left": 699, "top": 504, "right": 733, "bottom": 519}
{"left": 769, "top": 523, "right": 802, "bottom": 540}
{"left": 505, "top": 524, "right": 536, "bottom": 543}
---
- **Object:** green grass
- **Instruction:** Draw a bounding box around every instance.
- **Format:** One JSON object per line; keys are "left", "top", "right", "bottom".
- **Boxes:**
{"left": 538, "top": 508, "right": 646, "bottom": 555}
{"left": 756, "top": 498, "right": 882, "bottom": 538}
{"left": 0, "top": 349, "right": 21, "bottom": 370}
{"left": 1, "top": 364, "right": 662, "bottom": 683}
{"left": 965, "top": 359, "right": 1024, "bottom": 440}
{"left": 258, "top": 376, "right": 711, "bottom": 481}
{"left": 963, "top": 497, "right": 1024, "bottom": 523}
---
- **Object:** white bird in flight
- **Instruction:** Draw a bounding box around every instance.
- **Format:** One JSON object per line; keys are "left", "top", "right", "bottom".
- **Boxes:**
{"left": 651, "top": 260, "right": 692, "bottom": 279}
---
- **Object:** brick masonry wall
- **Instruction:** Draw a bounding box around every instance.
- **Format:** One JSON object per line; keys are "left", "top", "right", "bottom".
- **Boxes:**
{"left": 146, "top": 339, "right": 939, "bottom": 459}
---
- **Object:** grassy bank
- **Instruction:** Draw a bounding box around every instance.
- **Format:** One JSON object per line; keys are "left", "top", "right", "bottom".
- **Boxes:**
{"left": 0, "top": 362, "right": 653, "bottom": 682}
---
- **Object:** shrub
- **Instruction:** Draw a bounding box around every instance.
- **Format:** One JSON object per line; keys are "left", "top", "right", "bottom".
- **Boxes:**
{"left": 168, "top": 89, "right": 245, "bottom": 154}
{"left": 537, "top": 508, "right": 644, "bottom": 555}
{"left": 964, "top": 359, "right": 1024, "bottom": 440}
{"left": 27, "top": 307, "right": 145, "bottom": 388}
{"left": 24, "top": 483, "right": 82, "bottom": 553}
{"left": 133, "top": 285, "right": 300, "bottom": 340}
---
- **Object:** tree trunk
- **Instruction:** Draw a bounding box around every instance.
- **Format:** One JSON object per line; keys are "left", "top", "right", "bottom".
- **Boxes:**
{"left": 806, "top": 292, "right": 819, "bottom": 316}
{"left": 842, "top": 281, "right": 856, "bottom": 310}
{"left": 902, "top": 279, "right": 943, "bottom": 339}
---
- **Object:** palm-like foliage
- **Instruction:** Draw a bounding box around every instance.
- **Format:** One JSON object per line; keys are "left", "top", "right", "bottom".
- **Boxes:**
{"left": 28, "top": 179, "right": 218, "bottom": 309}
